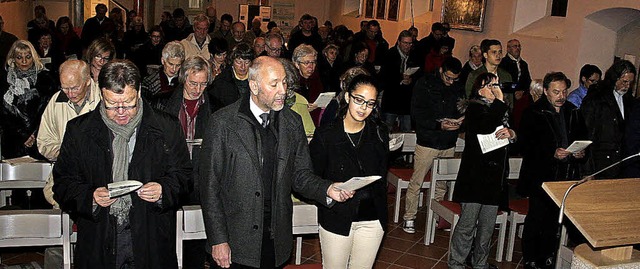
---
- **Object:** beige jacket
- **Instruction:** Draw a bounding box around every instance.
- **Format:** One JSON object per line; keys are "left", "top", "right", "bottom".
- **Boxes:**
{"left": 180, "top": 33, "right": 211, "bottom": 60}
{"left": 38, "top": 81, "right": 101, "bottom": 207}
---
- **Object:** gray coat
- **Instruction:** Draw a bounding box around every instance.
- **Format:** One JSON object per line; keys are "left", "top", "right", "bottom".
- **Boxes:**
{"left": 199, "top": 97, "right": 332, "bottom": 268}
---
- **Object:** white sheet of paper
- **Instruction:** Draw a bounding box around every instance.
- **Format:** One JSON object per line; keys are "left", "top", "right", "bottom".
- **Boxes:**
{"left": 313, "top": 92, "right": 336, "bottom": 108}
{"left": 108, "top": 180, "right": 143, "bottom": 198}
{"left": 389, "top": 133, "right": 405, "bottom": 151}
{"left": 565, "top": 140, "right": 592, "bottom": 153}
{"left": 337, "top": 176, "right": 381, "bottom": 192}
{"left": 403, "top": 67, "right": 420, "bottom": 76}
{"left": 477, "top": 126, "right": 510, "bottom": 154}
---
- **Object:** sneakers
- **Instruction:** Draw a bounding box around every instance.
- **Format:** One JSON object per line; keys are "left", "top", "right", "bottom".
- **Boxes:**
{"left": 402, "top": 220, "right": 416, "bottom": 234}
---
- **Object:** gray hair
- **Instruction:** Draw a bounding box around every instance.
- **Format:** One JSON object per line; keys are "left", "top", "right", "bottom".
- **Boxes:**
{"left": 162, "top": 41, "right": 185, "bottom": 61}
{"left": 248, "top": 56, "right": 282, "bottom": 83}
{"left": 468, "top": 45, "right": 481, "bottom": 57}
{"left": 59, "top": 59, "right": 90, "bottom": 81}
{"left": 179, "top": 56, "right": 212, "bottom": 85}
{"left": 291, "top": 44, "right": 317, "bottom": 63}
{"left": 192, "top": 13, "right": 209, "bottom": 26}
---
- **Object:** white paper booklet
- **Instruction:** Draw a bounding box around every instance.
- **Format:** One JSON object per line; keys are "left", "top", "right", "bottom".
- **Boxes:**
{"left": 108, "top": 180, "right": 143, "bottom": 198}
{"left": 403, "top": 67, "right": 420, "bottom": 76}
{"left": 313, "top": 92, "right": 336, "bottom": 108}
{"left": 389, "top": 134, "right": 405, "bottom": 151}
{"left": 566, "top": 140, "right": 592, "bottom": 153}
{"left": 477, "top": 126, "right": 510, "bottom": 154}
{"left": 337, "top": 176, "right": 381, "bottom": 192}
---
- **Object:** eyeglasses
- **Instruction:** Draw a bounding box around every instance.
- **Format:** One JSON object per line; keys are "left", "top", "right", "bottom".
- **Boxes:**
{"left": 187, "top": 81, "right": 208, "bottom": 89}
{"left": 104, "top": 104, "right": 137, "bottom": 111}
{"left": 60, "top": 85, "right": 82, "bottom": 92}
{"left": 266, "top": 45, "right": 282, "bottom": 52}
{"left": 349, "top": 93, "right": 377, "bottom": 109}
{"left": 298, "top": 60, "right": 317, "bottom": 66}
{"left": 441, "top": 72, "right": 460, "bottom": 83}
{"left": 94, "top": 54, "right": 112, "bottom": 62}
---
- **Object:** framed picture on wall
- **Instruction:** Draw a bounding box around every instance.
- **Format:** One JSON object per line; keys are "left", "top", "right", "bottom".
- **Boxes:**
{"left": 387, "top": 0, "right": 399, "bottom": 21}
{"left": 441, "top": 0, "right": 487, "bottom": 32}
{"left": 375, "top": 0, "right": 386, "bottom": 19}
{"left": 365, "top": 0, "right": 375, "bottom": 18}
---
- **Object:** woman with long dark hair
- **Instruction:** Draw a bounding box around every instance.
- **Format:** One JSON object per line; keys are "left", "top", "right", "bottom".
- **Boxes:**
{"left": 309, "top": 74, "right": 388, "bottom": 268}
{"left": 449, "top": 72, "right": 516, "bottom": 269}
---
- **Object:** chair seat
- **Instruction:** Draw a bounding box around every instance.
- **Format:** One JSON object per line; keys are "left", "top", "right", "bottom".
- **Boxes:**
{"left": 509, "top": 199, "right": 529, "bottom": 215}
{"left": 388, "top": 168, "right": 431, "bottom": 182}
{"left": 388, "top": 168, "right": 432, "bottom": 223}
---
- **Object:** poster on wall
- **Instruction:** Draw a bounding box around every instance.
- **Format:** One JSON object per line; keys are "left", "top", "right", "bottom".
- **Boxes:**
{"left": 387, "top": 0, "right": 399, "bottom": 21}
{"left": 441, "top": 0, "right": 487, "bottom": 32}
{"left": 271, "top": 0, "right": 295, "bottom": 40}
{"left": 365, "top": 0, "right": 374, "bottom": 18}
{"left": 375, "top": 0, "right": 386, "bottom": 19}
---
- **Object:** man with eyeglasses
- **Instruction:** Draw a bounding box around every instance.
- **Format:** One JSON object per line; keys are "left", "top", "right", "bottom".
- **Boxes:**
{"left": 210, "top": 42, "right": 255, "bottom": 109}
{"left": 402, "top": 57, "right": 465, "bottom": 234}
{"left": 380, "top": 30, "right": 421, "bottom": 132}
{"left": 261, "top": 32, "right": 287, "bottom": 58}
{"left": 162, "top": 56, "right": 215, "bottom": 269}
{"left": 581, "top": 60, "right": 637, "bottom": 179}
{"left": 38, "top": 59, "right": 102, "bottom": 207}
{"left": 53, "top": 59, "right": 192, "bottom": 269}
{"left": 465, "top": 39, "right": 512, "bottom": 104}
{"left": 567, "top": 64, "right": 602, "bottom": 108}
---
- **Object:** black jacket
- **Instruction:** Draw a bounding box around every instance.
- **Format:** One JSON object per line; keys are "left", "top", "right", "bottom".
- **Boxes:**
{"left": 453, "top": 99, "right": 509, "bottom": 205}
{"left": 581, "top": 87, "right": 634, "bottom": 178}
{"left": 517, "top": 98, "right": 587, "bottom": 197}
{"left": 309, "top": 120, "right": 389, "bottom": 236}
{"left": 53, "top": 102, "right": 192, "bottom": 269}
{"left": 352, "top": 32, "right": 389, "bottom": 66}
{"left": 380, "top": 46, "right": 422, "bottom": 115}
{"left": 411, "top": 72, "right": 464, "bottom": 149}
{"left": 209, "top": 66, "right": 250, "bottom": 111}
{"left": 498, "top": 56, "right": 532, "bottom": 91}
{"left": 163, "top": 89, "right": 215, "bottom": 204}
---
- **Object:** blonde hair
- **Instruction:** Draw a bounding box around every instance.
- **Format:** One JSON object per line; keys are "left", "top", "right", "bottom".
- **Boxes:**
{"left": 6, "top": 40, "right": 44, "bottom": 71}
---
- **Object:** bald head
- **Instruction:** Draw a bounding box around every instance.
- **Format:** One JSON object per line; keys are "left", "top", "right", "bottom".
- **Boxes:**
{"left": 59, "top": 60, "right": 91, "bottom": 105}
{"left": 248, "top": 56, "right": 287, "bottom": 111}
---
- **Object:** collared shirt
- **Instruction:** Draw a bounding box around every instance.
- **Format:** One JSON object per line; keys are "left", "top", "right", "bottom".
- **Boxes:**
{"left": 613, "top": 90, "right": 625, "bottom": 119}
{"left": 567, "top": 85, "right": 588, "bottom": 108}
{"left": 396, "top": 46, "right": 409, "bottom": 73}
{"left": 167, "top": 75, "right": 177, "bottom": 86}
{"left": 249, "top": 96, "right": 269, "bottom": 125}
{"left": 508, "top": 53, "right": 521, "bottom": 80}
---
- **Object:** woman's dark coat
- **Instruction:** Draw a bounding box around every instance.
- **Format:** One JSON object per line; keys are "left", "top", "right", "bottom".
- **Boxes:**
{"left": 453, "top": 99, "right": 509, "bottom": 206}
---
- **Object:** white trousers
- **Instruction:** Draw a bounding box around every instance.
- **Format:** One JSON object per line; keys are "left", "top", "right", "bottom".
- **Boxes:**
{"left": 319, "top": 220, "right": 384, "bottom": 269}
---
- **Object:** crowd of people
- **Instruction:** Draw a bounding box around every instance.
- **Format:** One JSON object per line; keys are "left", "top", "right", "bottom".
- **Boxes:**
{"left": 0, "top": 4, "right": 638, "bottom": 269}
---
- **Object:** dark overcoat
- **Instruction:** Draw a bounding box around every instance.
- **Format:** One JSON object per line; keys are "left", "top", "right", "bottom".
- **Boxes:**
{"left": 53, "top": 102, "right": 192, "bottom": 269}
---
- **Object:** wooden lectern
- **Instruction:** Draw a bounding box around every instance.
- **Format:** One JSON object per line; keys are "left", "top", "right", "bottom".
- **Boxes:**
{"left": 543, "top": 179, "right": 640, "bottom": 268}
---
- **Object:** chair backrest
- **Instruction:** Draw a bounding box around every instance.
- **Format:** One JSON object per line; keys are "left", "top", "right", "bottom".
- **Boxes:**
{"left": 181, "top": 205, "right": 206, "bottom": 233}
{"left": 455, "top": 138, "right": 465, "bottom": 153}
{"left": 507, "top": 158, "right": 523, "bottom": 179}
{"left": 400, "top": 133, "right": 417, "bottom": 153}
{"left": 0, "top": 162, "right": 53, "bottom": 189}
{"left": 432, "top": 158, "right": 462, "bottom": 181}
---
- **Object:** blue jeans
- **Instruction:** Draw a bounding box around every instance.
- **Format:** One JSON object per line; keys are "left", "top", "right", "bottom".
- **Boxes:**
{"left": 383, "top": 113, "right": 412, "bottom": 132}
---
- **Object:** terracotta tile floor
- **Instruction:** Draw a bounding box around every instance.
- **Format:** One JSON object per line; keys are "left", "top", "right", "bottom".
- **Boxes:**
{"left": 0, "top": 192, "right": 524, "bottom": 269}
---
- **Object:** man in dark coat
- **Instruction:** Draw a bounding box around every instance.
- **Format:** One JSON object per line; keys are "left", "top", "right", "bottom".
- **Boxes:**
{"left": 517, "top": 72, "right": 587, "bottom": 269}
{"left": 380, "top": 30, "right": 422, "bottom": 132}
{"left": 581, "top": 60, "right": 636, "bottom": 178}
{"left": 287, "top": 14, "right": 324, "bottom": 53}
{"left": 199, "top": 56, "right": 351, "bottom": 268}
{"left": 162, "top": 56, "right": 214, "bottom": 269}
{"left": 351, "top": 20, "right": 388, "bottom": 67}
{"left": 81, "top": 4, "right": 114, "bottom": 48}
{"left": 53, "top": 60, "right": 192, "bottom": 269}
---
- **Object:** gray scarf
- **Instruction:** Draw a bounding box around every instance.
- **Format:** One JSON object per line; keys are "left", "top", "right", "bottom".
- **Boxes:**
{"left": 99, "top": 97, "right": 144, "bottom": 226}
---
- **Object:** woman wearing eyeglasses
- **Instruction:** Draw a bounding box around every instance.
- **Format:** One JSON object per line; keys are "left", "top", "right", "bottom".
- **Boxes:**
{"left": 448, "top": 72, "right": 516, "bottom": 269}
{"left": 309, "top": 74, "right": 388, "bottom": 268}
{"left": 85, "top": 37, "right": 115, "bottom": 82}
